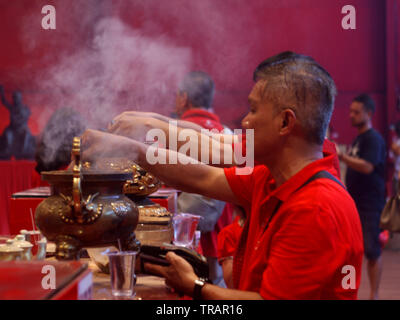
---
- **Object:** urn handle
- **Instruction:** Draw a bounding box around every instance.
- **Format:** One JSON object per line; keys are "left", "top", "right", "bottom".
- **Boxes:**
{"left": 72, "top": 137, "right": 84, "bottom": 223}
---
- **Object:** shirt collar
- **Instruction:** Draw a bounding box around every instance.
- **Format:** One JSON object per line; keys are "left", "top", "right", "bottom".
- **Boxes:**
{"left": 268, "top": 152, "right": 337, "bottom": 202}
{"left": 181, "top": 109, "right": 220, "bottom": 122}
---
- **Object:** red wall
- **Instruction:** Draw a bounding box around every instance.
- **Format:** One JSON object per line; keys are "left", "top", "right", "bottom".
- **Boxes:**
{"left": 0, "top": 0, "right": 398, "bottom": 145}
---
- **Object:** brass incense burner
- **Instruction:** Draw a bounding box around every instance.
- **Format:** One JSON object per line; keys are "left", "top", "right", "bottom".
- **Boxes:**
{"left": 35, "top": 138, "right": 140, "bottom": 260}
{"left": 82, "top": 157, "right": 174, "bottom": 246}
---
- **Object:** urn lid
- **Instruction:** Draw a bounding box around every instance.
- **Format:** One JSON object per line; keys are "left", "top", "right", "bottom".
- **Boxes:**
{"left": 38, "top": 237, "right": 47, "bottom": 244}
{"left": 0, "top": 240, "right": 23, "bottom": 253}
{"left": 41, "top": 169, "right": 133, "bottom": 183}
{"left": 41, "top": 157, "right": 161, "bottom": 197}
{"left": 14, "top": 235, "right": 33, "bottom": 249}
{"left": 82, "top": 158, "right": 161, "bottom": 197}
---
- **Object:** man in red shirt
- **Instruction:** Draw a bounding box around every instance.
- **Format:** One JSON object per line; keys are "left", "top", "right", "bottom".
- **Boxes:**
{"left": 82, "top": 52, "right": 364, "bottom": 299}
{"left": 216, "top": 139, "right": 341, "bottom": 290}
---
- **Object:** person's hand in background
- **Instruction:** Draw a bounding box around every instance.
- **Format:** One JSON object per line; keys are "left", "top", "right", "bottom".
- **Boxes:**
{"left": 81, "top": 129, "right": 141, "bottom": 163}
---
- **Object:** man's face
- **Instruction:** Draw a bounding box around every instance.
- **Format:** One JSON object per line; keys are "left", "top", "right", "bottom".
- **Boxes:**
{"left": 241, "top": 80, "right": 281, "bottom": 162}
{"left": 349, "top": 101, "right": 370, "bottom": 128}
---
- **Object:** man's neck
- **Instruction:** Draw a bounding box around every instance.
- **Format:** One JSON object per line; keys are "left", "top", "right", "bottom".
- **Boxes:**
{"left": 265, "top": 141, "right": 323, "bottom": 188}
{"left": 187, "top": 105, "right": 212, "bottom": 113}
{"left": 357, "top": 122, "right": 371, "bottom": 135}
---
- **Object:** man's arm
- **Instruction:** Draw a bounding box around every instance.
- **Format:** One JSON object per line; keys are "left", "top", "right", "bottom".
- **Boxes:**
{"left": 391, "top": 141, "right": 400, "bottom": 156}
{"left": 115, "top": 111, "right": 207, "bottom": 132}
{"left": 82, "top": 129, "right": 240, "bottom": 205}
{"left": 108, "top": 114, "right": 240, "bottom": 167}
{"left": 338, "top": 153, "right": 374, "bottom": 174}
{"left": 145, "top": 252, "right": 263, "bottom": 300}
{"left": 337, "top": 134, "right": 385, "bottom": 175}
{"left": 136, "top": 141, "right": 238, "bottom": 203}
{"left": 221, "top": 258, "right": 234, "bottom": 289}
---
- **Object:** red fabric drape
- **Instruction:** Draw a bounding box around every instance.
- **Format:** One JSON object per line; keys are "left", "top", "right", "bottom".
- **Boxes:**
{"left": 0, "top": 160, "right": 36, "bottom": 235}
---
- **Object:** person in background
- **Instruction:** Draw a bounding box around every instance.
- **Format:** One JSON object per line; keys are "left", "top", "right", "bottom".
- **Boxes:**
{"left": 337, "top": 94, "right": 386, "bottom": 300}
{"left": 217, "top": 205, "right": 245, "bottom": 289}
{"left": 31, "top": 107, "right": 86, "bottom": 187}
{"left": 174, "top": 71, "right": 233, "bottom": 287}
{"left": 390, "top": 120, "right": 400, "bottom": 196}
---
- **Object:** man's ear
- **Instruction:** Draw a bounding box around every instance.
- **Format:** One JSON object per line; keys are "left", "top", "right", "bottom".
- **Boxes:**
{"left": 176, "top": 91, "right": 188, "bottom": 115}
{"left": 279, "top": 109, "right": 296, "bottom": 136}
{"left": 180, "top": 92, "right": 188, "bottom": 107}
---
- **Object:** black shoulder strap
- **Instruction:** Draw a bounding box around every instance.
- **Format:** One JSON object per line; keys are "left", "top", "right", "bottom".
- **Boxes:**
{"left": 263, "top": 170, "right": 346, "bottom": 234}
{"left": 297, "top": 170, "right": 346, "bottom": 192}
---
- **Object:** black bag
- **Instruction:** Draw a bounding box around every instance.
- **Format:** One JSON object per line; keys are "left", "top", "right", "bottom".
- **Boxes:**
{"left": 177, "top": 192, "right": 225, "bottom": 232}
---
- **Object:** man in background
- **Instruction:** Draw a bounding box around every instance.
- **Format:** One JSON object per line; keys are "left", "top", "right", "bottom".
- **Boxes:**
{"left": 174, "top": 71, "right": 233, "bottom": 287}
{"left": 339, "top": 94, "right": 386, "bottom": 300}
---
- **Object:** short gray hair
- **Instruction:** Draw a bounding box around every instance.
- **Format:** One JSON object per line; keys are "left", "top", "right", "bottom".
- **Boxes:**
{"left": 254, "top": 52, "right": 337, "bottom": 145}
{"left": 179, "top": 71, "right": 215, "bottom": 109}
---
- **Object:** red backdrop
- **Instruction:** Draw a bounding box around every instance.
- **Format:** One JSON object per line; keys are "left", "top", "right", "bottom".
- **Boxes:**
{"left": 0, "top": 0, "right": 399, "bottom": 234}
{"left": 0, "top": 0, "right": 398, "bottom": 144}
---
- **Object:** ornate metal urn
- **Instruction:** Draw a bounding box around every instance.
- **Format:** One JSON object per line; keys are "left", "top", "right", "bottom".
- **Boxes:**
{"left": 83, "top": 157, "right": 174, "bottom": 246}
{"left": 35, "top": 138, "right": 140, "bottom": 260}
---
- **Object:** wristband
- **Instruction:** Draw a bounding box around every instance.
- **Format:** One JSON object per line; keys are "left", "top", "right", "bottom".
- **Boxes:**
{"left": 193, "top": 278, "right": 206, "bottom": 300}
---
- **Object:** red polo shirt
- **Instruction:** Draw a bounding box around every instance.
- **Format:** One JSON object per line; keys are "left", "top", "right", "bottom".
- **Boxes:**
{"left": 234, "top": 135, "right": 341, "bottom": 177}
{"left": 217, "top": 216, "right": 243, "bottom": 260}
{"left": 181, "top": 108, "right": 224, "bottom": 131}
{"left": 224, "top": 153, "right": 364, "bottom": 299}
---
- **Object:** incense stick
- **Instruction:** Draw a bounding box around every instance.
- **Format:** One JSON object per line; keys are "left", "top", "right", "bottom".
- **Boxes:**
{"left": 29, "top": 208, "right": 38, "bottom": 245}
{"left": 30, "top": 208, "right": 36, "bottom": 232}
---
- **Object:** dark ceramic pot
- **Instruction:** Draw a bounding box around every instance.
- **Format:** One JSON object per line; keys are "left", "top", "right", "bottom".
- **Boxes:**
{"left": 35, "top": 138, "right": 139, "bottom": 260}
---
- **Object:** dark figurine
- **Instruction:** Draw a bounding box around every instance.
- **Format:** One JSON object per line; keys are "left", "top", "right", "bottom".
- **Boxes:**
{"left": 0, "top": 85, "right": 36, "bottom": 159}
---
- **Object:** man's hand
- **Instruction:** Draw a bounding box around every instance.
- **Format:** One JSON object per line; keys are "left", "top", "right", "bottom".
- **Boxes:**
{"left": 81, "top": 129, "right": 141, "bottom": 163}
{"left": 144, "top": 252, "right": 198, "bottom": 296}
{"left": 114, "top": 111, "right": 167, "bottom": 121}
{"left": 336, "top": 142, "right": 374, "bottom": 174}
{"left": 108, "top": 114, "right": 165, "bottom": 143}
{"left": 335, "top": 143, "right": 344, "bottom": 160}
{"left": 391, "top": 141, "right": 400, "bottom": 156}
{"left": 144, "top": 251, "right": 264, "bottom": 300}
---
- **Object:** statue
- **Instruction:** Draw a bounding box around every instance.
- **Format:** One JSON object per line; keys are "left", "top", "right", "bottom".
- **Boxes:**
{"left": 0, "top": 85, "right": 36, "bottom": 159}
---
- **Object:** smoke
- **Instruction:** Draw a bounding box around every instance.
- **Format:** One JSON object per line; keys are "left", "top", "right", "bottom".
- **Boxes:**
{"left": 30, "top": 0, "right": 261, "bottom": 128}
{"left": 35, "top": 16, "right": 192, "bottom": 130}
{"left": 17, "top": 0, "right": 263, "bottom": 164}
{"left": 116, "top": 0, "right": 259, "bottom": 89}
{"left": 35, "top": 107, "right": 86, "bottom": 171}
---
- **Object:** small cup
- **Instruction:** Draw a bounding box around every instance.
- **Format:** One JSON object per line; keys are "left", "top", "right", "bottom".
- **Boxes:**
{"left": 25, "top": 230, "right": 42, "bottom": 256}
{"left": 13, "top": 235, "right": 33, "bottom": 261}
{"left": 172, "top": 213, "right": 201, "bottom": 248}
{"left": 193, "top": 230, "right": 201, "bottom": 251}
{"left": 35, "top": 237, "right": 47, "bottom": 261}
{"left": 102, "top": 250, "right": 138, "bottom": 298}
{"left": 0, "top": 240, "right": 23, "bottom": 261}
